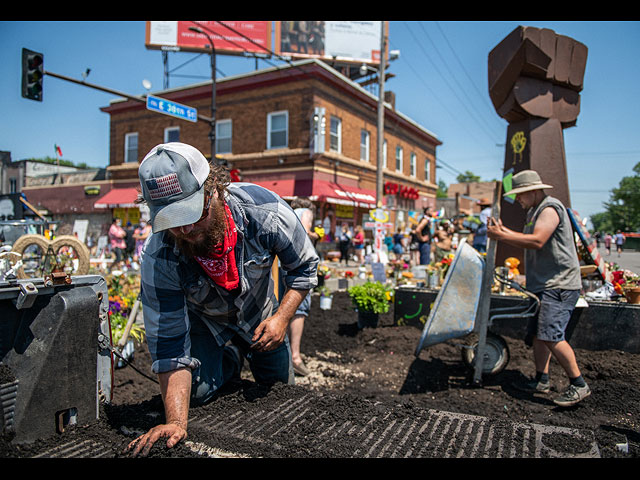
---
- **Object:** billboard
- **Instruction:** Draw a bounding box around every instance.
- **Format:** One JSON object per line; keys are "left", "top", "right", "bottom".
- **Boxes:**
{"left": 145, "top": 21, "right": 272, "bottom": 56}
{"left": 275, "top": 21, "right": 387, "bottom": 66}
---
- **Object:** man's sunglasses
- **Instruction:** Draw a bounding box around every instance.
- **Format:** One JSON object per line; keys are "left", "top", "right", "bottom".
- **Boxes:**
{"left": 197, "top": 189, "right": 214, "bottom": 224}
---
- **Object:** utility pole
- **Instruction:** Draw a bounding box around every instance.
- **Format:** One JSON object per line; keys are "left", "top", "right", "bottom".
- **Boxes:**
{"left": 376, "top": 21, "right": 387, "bottom": 209}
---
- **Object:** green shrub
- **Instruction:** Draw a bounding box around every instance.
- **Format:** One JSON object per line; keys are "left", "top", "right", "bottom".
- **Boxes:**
{"left": 347, "top": 281, "right": 391, "bottom": 314}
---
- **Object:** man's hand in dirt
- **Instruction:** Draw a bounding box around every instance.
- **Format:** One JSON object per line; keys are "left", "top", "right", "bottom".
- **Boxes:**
{"left": 251, "top": 313, "right": 288, "bottom": 352}
{"left": 126, "top": 422, "right": 187, "bottom": 457}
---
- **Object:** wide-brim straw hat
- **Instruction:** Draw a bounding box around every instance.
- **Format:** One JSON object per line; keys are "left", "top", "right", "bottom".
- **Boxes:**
{"left": 504, "top": 170, "right": 553, "bottom": 196}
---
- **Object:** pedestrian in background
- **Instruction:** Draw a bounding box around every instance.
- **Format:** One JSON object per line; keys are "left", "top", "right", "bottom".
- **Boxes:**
{"left": 288, "top": 197, "right": 319, "bottom": 377}
{"left": 108, "top": 218, "right": 126, "bottom": 272}
{"left": 615, "top": 230, "right": 625, "bottom": 257}
{"left": 352, "top": 225, "right": 365, "bottom": 264}
{"left": 338, "top": 223, "right": 352, "bottom": 265}
{"left": 412, "top": 206, "right": 433, "bottom": 265}
{"left": 125, "top": 221, "right": 136, "bottom": 263}
{"left": 472, "top": 198, "right": 492, "bottom": 253}
{"left": 604, "top": 232, "right": 612, "bottom": 255}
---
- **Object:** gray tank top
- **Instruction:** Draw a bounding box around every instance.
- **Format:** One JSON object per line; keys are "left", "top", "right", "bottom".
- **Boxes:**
{"left": 523, "top": 196, "right": 581, "bottom": 293}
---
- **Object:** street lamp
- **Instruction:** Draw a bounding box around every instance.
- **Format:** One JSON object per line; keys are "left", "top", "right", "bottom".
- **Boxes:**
{"left": 188, "top": 26, "right": 218, "bottom": 165}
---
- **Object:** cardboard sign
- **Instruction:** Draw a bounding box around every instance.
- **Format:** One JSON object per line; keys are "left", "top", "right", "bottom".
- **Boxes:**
{"left": 371, "top": 262, "right": 386, "bottom": 283}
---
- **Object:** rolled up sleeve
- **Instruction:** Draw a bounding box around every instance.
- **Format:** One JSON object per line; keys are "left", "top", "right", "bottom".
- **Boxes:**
{"left": 273, "top": 202, "right": 319, "bottom": 291}
{"left": 140, "top": 241, "right": 201, "bottom": 374}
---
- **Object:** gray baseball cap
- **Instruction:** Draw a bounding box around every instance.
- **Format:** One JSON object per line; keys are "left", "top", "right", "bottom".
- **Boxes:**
{"left": 138, "top": 143, "right": 211, "bottom": 233}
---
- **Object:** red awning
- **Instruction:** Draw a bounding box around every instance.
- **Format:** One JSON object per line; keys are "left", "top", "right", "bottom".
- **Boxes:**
{"left": 246, "top": 178, "right": 378, "bottom": 208}
{"left": 249, "top": 179, "right": 298, "bottom": 199}
{"left": 94, "top": 188, "right": 140, "bottom": 209}
{"left": 310, "top": 181, "right": 377, "bottom": 208}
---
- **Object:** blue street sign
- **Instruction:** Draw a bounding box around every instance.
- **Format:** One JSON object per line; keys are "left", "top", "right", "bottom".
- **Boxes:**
{"left": 146, "top": 95, "right": 197, "bottom": 123}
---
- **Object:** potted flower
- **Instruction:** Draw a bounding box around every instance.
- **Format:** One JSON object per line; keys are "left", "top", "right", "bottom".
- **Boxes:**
{"left": 623, "top": 270, "right": 640, "bottom": 304}
{"left": 317, "top": 264, "right": 330, "bottom": 287}
{"left": 347, "top": 281, "right": 392, "bottom": 329}
{"left": 316, "top": 285, "right": 334, "bottom": 310}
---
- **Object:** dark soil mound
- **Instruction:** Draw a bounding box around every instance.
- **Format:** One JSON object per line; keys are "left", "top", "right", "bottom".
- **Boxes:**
{"left": 2, "top": 292, "right": 639, "bottom": 458}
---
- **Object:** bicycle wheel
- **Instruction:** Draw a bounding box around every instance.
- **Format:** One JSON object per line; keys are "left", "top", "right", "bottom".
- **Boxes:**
{"left": 10, "top": 234, "right": 52, "bottom": 279}
{"left": 50, "top": 235, "right": 91, "bottom": 276}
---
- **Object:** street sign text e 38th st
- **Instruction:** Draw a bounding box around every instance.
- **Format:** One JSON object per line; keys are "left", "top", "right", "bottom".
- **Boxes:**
{"left": 146, "top": 95, "right": 197, "bottom": 123}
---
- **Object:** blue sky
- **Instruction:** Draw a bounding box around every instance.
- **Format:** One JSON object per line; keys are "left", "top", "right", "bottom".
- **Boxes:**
{"left": 2, "top": 20, "right": 639, "bottom": 222}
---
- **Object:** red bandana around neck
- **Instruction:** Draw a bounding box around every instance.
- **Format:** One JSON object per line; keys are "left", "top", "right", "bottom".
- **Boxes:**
{"left": 195, "top": 201, "right": 240, "bottom": 290}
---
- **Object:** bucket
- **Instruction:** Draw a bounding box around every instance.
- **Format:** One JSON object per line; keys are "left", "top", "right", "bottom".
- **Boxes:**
{"left": 320, "top": 296, "right": 333, "bottom": 310}
{"left": 357, "top": 311, "right": 379, "bottom": 329}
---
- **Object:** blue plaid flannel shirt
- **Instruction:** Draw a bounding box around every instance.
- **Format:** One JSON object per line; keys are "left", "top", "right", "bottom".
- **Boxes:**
{"left": 139, "top": 183, "right": 319, "bottom": 374}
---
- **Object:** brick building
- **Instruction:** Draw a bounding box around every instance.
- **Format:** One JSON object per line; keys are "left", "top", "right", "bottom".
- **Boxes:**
{"left": 99, "top": 58, "right": 441, "bottom": 241}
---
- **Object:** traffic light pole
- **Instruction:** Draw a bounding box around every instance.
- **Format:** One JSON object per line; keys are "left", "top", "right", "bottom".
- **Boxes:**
{"left": 42, "top": 70, "right": 214, "bottom": 124}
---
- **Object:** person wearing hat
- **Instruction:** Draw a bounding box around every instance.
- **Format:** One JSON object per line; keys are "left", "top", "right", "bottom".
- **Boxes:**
{"left": 127, "top": 143, "right": 318, "bottom": 456}
{"left": 487, "top": 169, "right": 590, "bottom": 407}
{"left": 472, "top": 197, "right": 492, "bottom": 253}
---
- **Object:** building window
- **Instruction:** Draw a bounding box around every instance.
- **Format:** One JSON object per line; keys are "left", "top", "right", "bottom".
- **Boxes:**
{"left": 216, "top": 119, "right": 232, "bottom": 154}
{"left": 410, "top": 152, "right": 417, "bottom": 177}
{"left": 425, "top": 158, "right": 431, "bottom": 182}
{"left": 395, "top": 146, "right": 403, "bottom": 172}
{"left": 164, "top": 126, "right": 180, "bottom": 143}
{"left": 267, "top": 111, "right": 288, "bottom": 149}
{"left": 382, "top": 140, "right": 387, "bottom": 168}
{"left": 329, "top": 116, "right": 341, "bottom": 153}
{"left": 9, "top": 178, "right": 17, "bottom": 194}
{"left": 125, "top": 133, "right": 138, "bottom": 163}
{"left": 360, "top": 130, "right": 370, "bottom": 162}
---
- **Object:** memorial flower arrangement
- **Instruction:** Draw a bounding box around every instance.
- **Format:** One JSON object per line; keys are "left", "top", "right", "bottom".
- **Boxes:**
{"left": 108, "top": 273, "right": 145, "bottom": 346}
{"left": 317, "top": 264, "right": 331, "bottom": 280}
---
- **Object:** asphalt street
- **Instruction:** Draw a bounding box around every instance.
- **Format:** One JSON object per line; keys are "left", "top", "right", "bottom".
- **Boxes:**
{"left": 602, "top": 248, "right": 640, "bottom": 274}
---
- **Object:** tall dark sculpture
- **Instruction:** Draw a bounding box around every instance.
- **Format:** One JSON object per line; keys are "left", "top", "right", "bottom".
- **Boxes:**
{"left": 488, "top": 25, "right": 588, "bottom": 267}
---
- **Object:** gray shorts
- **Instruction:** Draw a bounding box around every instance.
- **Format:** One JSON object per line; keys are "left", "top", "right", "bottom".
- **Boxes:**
{"left": 527, "top": 289, "right": 580, "bottom": 343}
{"left": 294, "top": 291, "right": 311, "bottom": 317}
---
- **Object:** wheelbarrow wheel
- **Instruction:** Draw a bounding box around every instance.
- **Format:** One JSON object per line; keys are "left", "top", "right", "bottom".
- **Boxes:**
{"left": 461, "top": 332, "right": 510, "bottom": 376}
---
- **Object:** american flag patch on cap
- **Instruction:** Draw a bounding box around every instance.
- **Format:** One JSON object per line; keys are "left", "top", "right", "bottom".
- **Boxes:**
{"left": 146, "top": 173, "right": 183, "bottom": 200}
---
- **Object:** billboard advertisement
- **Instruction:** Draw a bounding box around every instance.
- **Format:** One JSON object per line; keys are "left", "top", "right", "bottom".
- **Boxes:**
{"left": 275, "top": 21, "right": 386, "bottom": 66}
{"left": 145, "top": 21, "right": 272, "bottom": 56}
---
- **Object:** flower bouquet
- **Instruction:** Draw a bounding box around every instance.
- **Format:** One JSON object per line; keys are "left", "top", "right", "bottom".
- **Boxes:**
{"left": 107, "top": 273, "right": 145, "bottom": 366}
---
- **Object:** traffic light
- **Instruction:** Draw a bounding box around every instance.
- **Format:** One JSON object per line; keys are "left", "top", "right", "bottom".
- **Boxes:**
{"left": 21, "top": 48, "right": 44, "bottom": 101}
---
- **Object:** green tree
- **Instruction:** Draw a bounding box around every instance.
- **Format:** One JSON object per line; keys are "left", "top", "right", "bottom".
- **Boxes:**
{"left": 456, "top": 170, "right": 481, "bottom": 183}
{"left": 589, "top": 162, "right": 640, "bottom": 233}
{"left": 436, "top": 180, "right": 448, "bottom": 198}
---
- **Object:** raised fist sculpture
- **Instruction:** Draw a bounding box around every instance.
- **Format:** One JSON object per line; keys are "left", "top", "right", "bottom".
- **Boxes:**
{"left": 488, "top": 26, "right": 588, "bottom": 267}
{"left": 489, "top": 25, "right": 588, "bottom": 128}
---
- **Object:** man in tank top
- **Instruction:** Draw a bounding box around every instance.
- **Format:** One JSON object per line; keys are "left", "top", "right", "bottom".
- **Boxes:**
{"left": 487, "top": 170, "right": 590, "bottom": 407}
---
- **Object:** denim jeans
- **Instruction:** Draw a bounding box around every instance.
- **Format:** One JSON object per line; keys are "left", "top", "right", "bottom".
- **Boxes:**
{"left": 189, "top": 315, "right": 294, "bottom": 405}
{"left": 419, "top": 242, "right": 431, "bottom": 265}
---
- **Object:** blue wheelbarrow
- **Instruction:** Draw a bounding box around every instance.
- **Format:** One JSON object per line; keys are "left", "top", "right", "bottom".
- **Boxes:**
{"left": 414, "top": 239, "right": 540, "bottom": 381}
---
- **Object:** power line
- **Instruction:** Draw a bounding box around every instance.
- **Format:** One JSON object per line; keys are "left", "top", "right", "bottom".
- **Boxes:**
{"left": 434, "top": 21, "right": 503, "bottom": 129}
{"left": 416, "top": 22, "right": 502, "bottom": 142}
{"left": 403, "top": 21, "right": 499, "bottom": 146}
